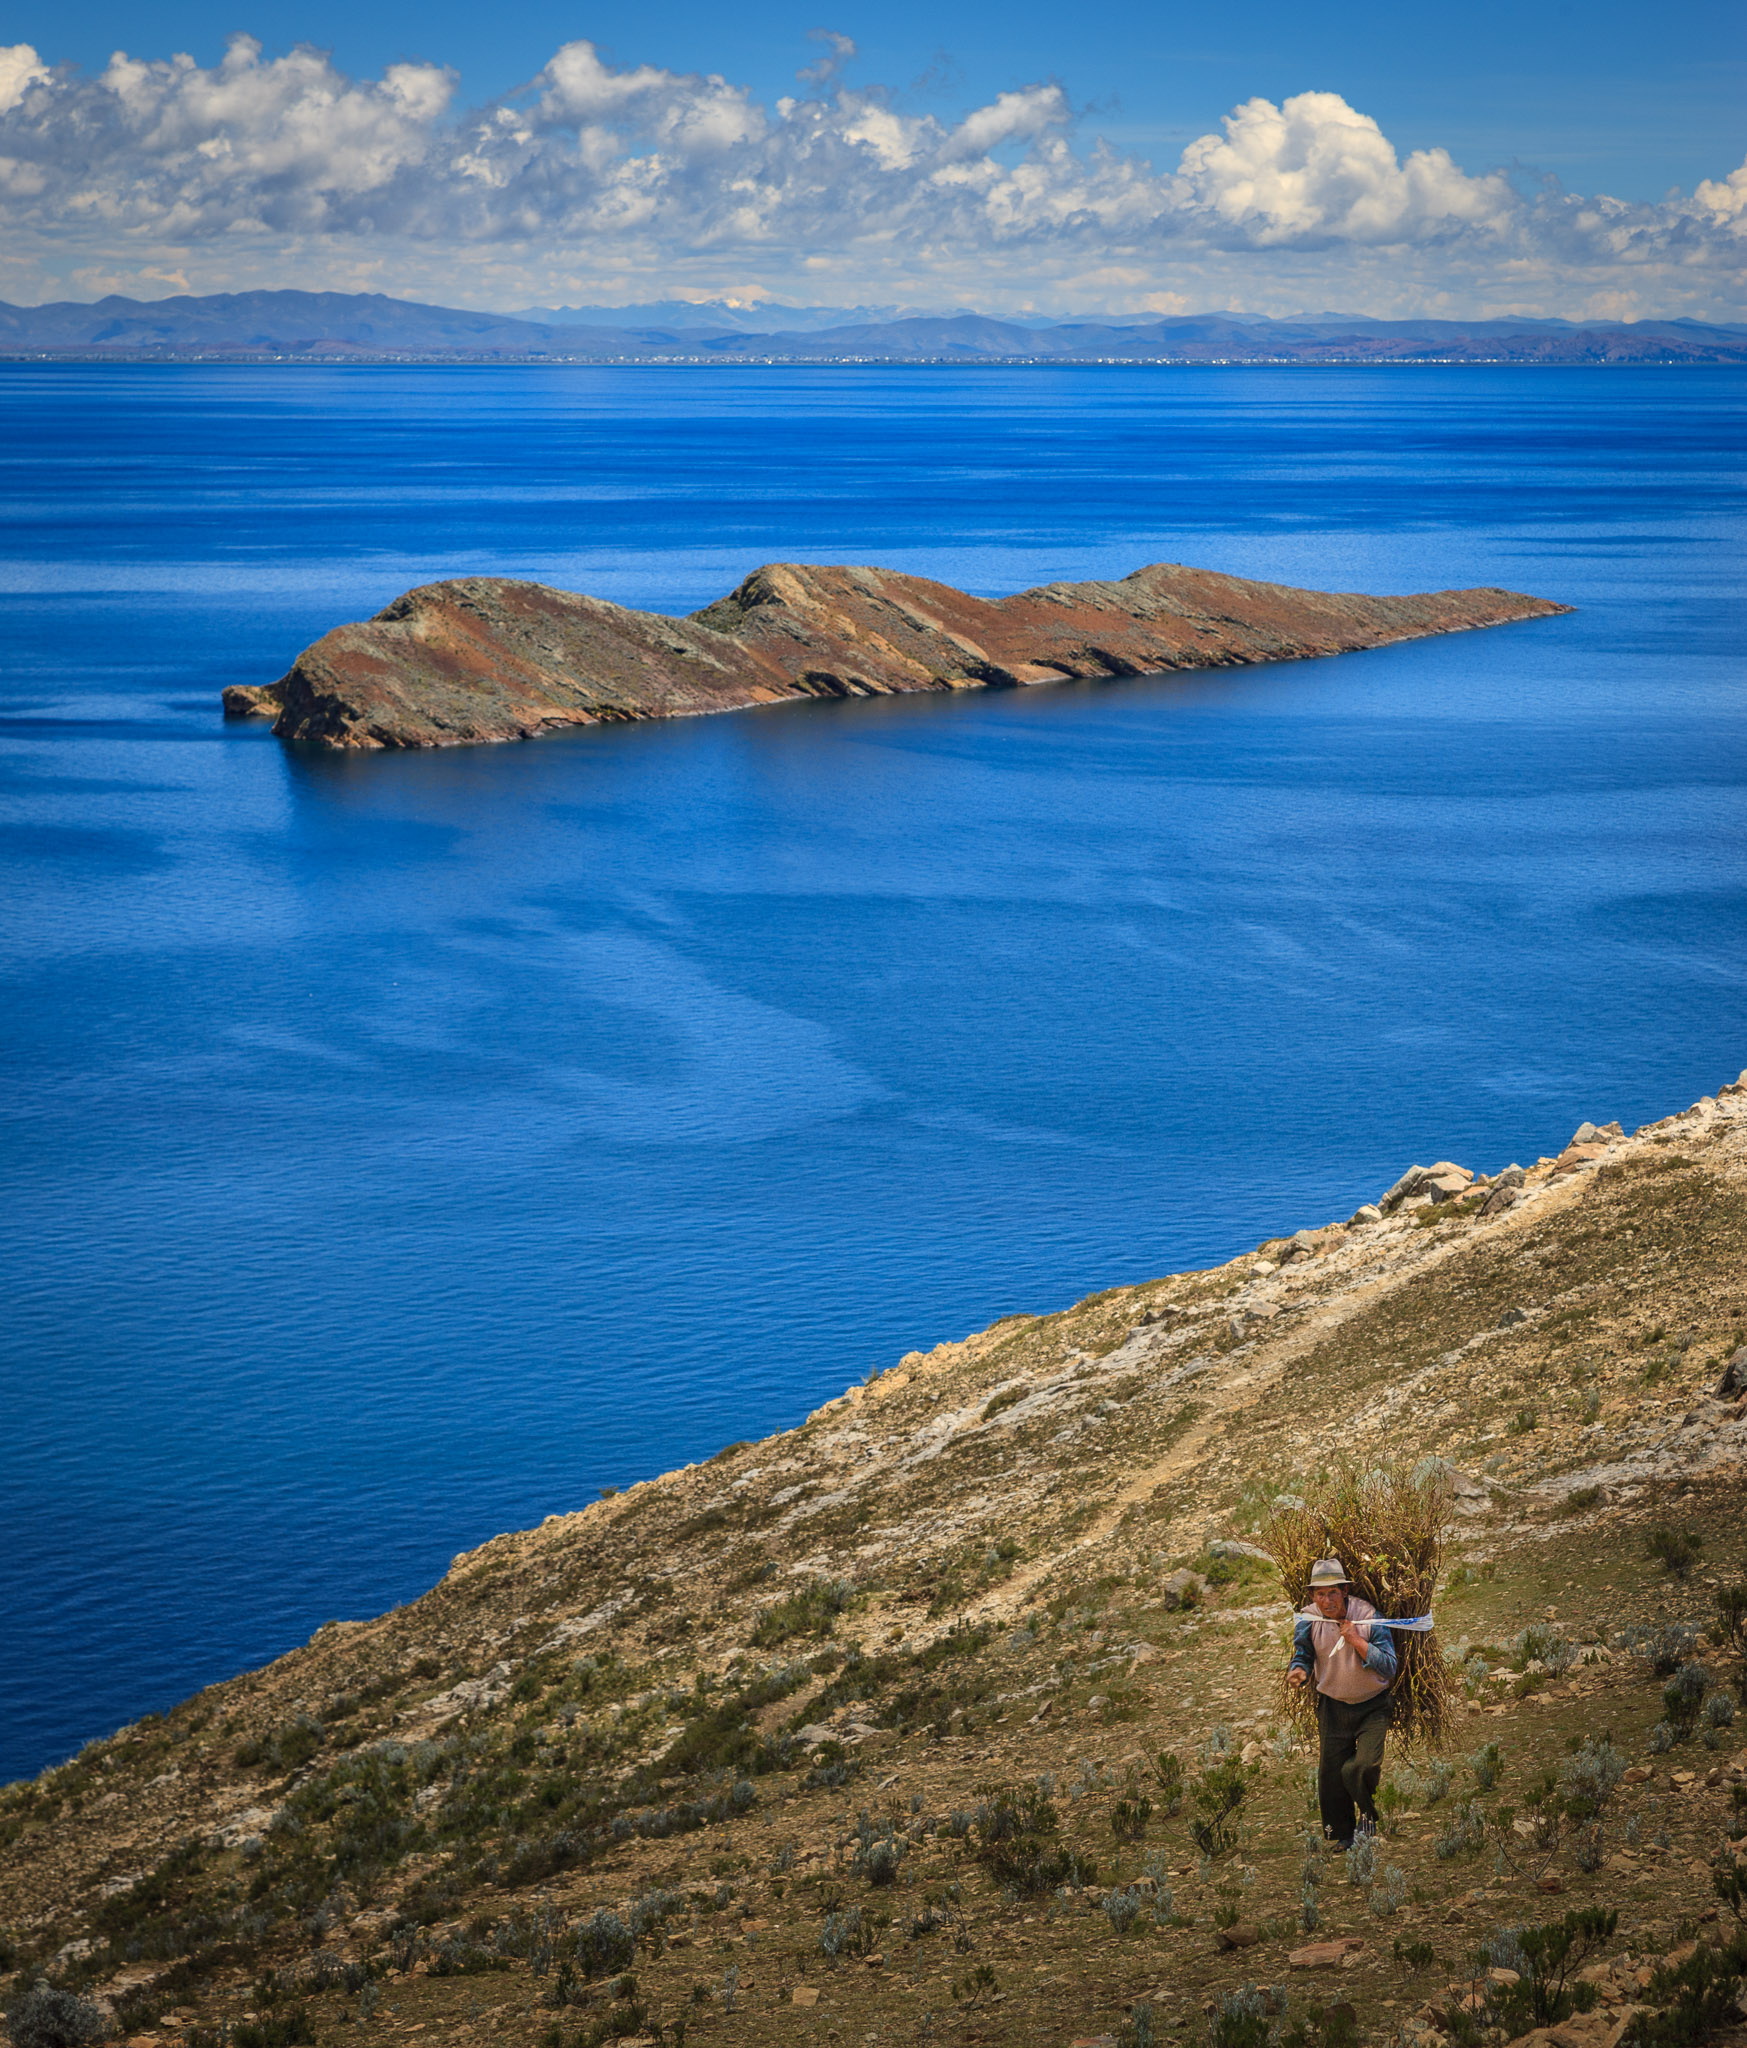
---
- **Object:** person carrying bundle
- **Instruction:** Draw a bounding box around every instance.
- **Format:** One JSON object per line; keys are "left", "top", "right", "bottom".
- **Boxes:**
{"left": 1286, "top": 1556, "right": 1399, "bottom": 1846}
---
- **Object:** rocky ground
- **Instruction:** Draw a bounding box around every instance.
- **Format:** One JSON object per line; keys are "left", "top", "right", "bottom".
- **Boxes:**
{"left": 220, "top": 562, "right": 1566, "bottom": 749}
{"left": 4, "top": 1075, "right": 1747, "bottom": 2048}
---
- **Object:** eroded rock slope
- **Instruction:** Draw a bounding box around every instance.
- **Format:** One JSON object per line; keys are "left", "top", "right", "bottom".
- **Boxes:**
{"left": 222, "top": 561, "right": 1569, "bottom": 750}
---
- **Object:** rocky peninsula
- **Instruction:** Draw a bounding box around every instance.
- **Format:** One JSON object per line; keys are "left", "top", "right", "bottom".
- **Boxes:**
{"left": 223, "top": 562, "right": 1570, "bottom": 750}
{"left": 5, "top": 1071, "right": 1746, "bottom": 2048}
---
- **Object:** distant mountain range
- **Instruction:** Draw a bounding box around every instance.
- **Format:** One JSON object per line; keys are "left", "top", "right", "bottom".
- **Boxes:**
{"left": 4, "top": 290, "right": 1746, "bottom": 363}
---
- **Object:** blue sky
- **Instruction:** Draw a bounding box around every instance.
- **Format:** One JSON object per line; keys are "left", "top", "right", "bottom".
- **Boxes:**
{"left": 2, "top": 0, "right": 1744, "bottom": 316}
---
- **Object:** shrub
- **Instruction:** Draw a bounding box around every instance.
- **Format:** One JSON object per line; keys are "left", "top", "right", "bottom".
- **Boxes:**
{"left": 1485, "top": 1908, "right": 1618, "bottom": 2036}
{"left": 1622, "top": 1926, "right": 1747, "bottom": 2048}
{"left": 1209, "top": 1986, "right": 1282, "bottom": 2048}
{"left": 1714, "top": 1849, "right": 1747, "bottom": 1926}
{"left": 1512, "top": 1623, "right": 1576, "bottom": 1677}
{"left": 969, "top": 1781, "right": 1094, "bottom": 1896}
{"left": 573, "top": 1909, "right": 636, "bottom": 1980}
{"left": 750, "top": 1578, "right": 852, "bottom": 1648}
{"left": 1628, "top": 1623, "right": 1703, "bottom": 1676}
{"left": 1714, "top": 1585, "right": 1747, "bottom": 1700}
{"left": 1103, "top": 1885, "right": 1145, "bottom": 1935}
{"left": 1370, "top": 1866, "right": 1409, "bottom": 1917}
{"left": 1558, "top": 1738, "right": 1625, "bottom": 1869}
{"left": 1470, "top": 1742, "right": 1504, "bottom": 1791}
{"left": 1646, "top": 1527, "right": 1704, "bottom": 1580}
{"left": 1111, "top": 1795, "right": 1154, "bottom": 1842}
{"left": 864, "top": 1840, "right": 903, "bottom": 1887}
{"left": 233, "top": 2013, "right": 315, "bottom": 2048}
{"left": 1118, "top": 2003, "right": 1159, "bottom": 2048}
{"left": 1508, "top": 1406, "right": 1539, "bottom": 1436}
{"left": 819, "top": 1906, "right": 889, "bottom": 1960}
{"left": 1278, "top": 2000, "right": 1360, "bottom": 2048}
{"left": 234, "top": 1714, "right": 323, "bottom": 1776}
{"left": 1386, "top": 1760, "right": 1453, "bottom": 1808}
{"left": 1663, "top": 1662, "right": 1709, "bottom": 1736}
{"left": 1436, "top": 1801, "right": 1489, "bottom": 1860}
{"left": 3, "top": 1983, "right": 110, "bottom": 2048}
{"left": 981, "top": 1387, "right": 1026, "bottom": 1422}
{"left": 1190, "top": 1763, "right": 1248, "bottom": 1863}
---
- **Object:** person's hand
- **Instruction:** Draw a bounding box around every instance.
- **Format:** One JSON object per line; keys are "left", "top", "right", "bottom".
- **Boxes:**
{"left": 1339, "top": 1621, "right": 1368, "bottom": 1655}
{"left": 1287, "top": 1666, "right": 1308, "bottom": 1690}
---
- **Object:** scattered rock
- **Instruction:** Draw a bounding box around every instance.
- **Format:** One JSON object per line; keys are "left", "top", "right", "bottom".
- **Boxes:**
{"left": 1717, "top": 1346, "right": 1747, "bottom": 1398}
{"left": 1208, "top": 1539, "right": 1272, "bottom": 1563}
{"left": 1551, "top": 1144, "right": 1607, "bottom": 1176}
{"left": 792, "top": 1985, "right": 819, "bottom": 2006}
{"left": 1216, "top": 1922, "right": 1261, "bottom": 1949}
{"left": 1289, "top": 1938, "right": 1367, "bottom": 1968}
{"left": 1350, "top": 1204, "right": 1383, "bottom": 1226}
{"left": 1379, "top": 1166, "right": 1429, "bottom": 1214}
{"left": 1160, "top": 1569, "right": 1209, "bottom": 1609}
{"left": 209, "top": 1805, "right": 279, "bottom": 1853}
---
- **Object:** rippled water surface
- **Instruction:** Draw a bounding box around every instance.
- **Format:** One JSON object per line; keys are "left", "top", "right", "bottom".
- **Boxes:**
{"left": 3, "top": 364, "right": 1745, "bottom": 1781}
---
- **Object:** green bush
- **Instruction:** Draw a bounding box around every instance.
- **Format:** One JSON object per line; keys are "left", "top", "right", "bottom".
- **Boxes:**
{"left": 1487, "top": 1908, "right": 1618, "bottom": 2036}
{"left": 233, "top": 2011, "right": 315, "bottom": 2048}
{"left": 1646, "top": 1527, "right": 1704, "bottom": 1580}
{"left": 1624, "top": 1928, "right": 1747, "bottom": 2048}
{"left": 1279, "top": 2001, "right": 1360, "bottom": 2048}
{"left": 1663, "top": 1662, "right": 1709, "bottom": 1737}
{"left": 4, "top": 1982, "right": 110, "bottom": 2048}
{"left": 1110, "top": 1795, "right": 1154, "bottom": 1842}
{"left": 1150, "top": 1752, "right": 1185, "bottom": 1815}
{"left": 750, "top": 1578, "right": 852, "bottom": 1648}
{"left": 970, "top": 1781, "right": 1095, "bottom": 1897}
{"left": 1190, "top": 1762, "right": 1248, "bottom": 1862}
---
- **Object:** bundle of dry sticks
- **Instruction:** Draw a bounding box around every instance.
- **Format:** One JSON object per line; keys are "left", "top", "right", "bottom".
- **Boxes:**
{"left": 1263, "top": 1464, "right": 1454, "bottom": 1748}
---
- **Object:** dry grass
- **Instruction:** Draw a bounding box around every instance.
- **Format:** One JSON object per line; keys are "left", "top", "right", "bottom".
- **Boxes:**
{"left": 1263, "top": 1463, "right": 1454, "bottom": 1748}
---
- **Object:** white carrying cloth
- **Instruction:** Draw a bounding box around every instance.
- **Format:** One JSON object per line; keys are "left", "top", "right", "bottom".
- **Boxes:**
{"left": 1296, "top": 1609, "right": 1435, "bottom": 1631}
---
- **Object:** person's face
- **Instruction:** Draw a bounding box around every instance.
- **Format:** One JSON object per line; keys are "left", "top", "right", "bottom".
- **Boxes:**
{"left": 1312, "top": 1584, "right": 1348, "bottom": 1620}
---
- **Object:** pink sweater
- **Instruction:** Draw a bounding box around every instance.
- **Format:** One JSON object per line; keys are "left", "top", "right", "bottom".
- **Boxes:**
{"left": 1300, "top": 1593, "right": 1391, "bottom": 1703}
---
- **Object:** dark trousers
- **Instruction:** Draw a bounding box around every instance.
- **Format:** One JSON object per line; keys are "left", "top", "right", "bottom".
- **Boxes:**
{"left": 1316, "top": 1691, "right": 1390, "bottom": 1844}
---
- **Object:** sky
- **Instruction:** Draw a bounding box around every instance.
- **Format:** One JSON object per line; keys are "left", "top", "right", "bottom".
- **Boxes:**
{"left": 1, "top": 0, "right": 1744, "bottom": 319}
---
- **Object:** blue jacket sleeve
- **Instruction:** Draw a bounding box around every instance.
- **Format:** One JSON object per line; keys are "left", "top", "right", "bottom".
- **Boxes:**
{"left": 1363, "top": 1622, "right": 1399, "bottom": 1684}
{"left": 1289, "top": 1617, "right": 1316, "bottom": 1680}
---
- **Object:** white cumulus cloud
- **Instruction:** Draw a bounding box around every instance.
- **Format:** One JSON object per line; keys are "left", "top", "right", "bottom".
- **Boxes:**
{"left": 1170, "top": 90, "right": 1514, "bottom": 246}
{"left": 0, "top": 34, "right": 1742, "bottom": 319}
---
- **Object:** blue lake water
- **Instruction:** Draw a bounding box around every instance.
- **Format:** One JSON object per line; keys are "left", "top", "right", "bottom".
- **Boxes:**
{"left": 2, "top": 364, "right": 1745, "bottom": 1784}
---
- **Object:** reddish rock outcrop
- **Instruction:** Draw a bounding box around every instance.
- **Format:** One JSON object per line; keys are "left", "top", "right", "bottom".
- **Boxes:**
{"left": 222, "top": 560, "right": 1570, "bottom": 751}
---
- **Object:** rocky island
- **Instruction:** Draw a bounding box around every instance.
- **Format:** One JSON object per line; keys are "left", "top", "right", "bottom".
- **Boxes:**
{"left": 223, "top": 561, "right": 1570, "bottom": 750}
{"left": 5, "top": 1071, "right": 1745, "bottom": 2048}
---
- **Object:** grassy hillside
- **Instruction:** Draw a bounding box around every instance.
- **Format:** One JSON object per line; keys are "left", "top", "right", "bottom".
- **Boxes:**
{"left": 5, "top": 1078, "right": 1747, "bottom": 2048}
